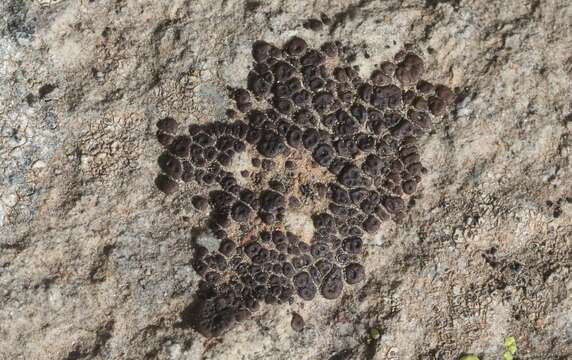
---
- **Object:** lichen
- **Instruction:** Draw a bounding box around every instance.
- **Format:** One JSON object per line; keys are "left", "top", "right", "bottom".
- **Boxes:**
{"left": 155, "top": 36, "right": 453, "bottom": 337}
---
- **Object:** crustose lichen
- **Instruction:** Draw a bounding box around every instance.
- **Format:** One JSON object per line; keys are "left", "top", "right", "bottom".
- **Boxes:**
{"left": 155, "top": 36, "right": 453, "bottom": 337}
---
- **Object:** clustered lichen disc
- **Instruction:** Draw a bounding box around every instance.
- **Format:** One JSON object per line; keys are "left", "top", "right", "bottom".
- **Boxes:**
{"left": 155, "top": 37, "right": 453, "bottom": 337}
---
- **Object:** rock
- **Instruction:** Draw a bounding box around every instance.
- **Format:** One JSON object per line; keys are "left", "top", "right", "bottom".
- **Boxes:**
{"left": 0, "top": 0, "right": 570, "bottom": 359}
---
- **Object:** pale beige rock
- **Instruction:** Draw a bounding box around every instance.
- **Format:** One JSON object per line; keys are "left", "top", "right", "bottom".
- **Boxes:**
{"left": 0, "top": 0, "right": 570, "bottom": 359}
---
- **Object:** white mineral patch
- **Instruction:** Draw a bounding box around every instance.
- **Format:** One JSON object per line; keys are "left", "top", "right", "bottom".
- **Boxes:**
{"left": 284, "top": 210, "right": 314, "bottom": 243}
{"left": 194, "top": 230, "right": 221, "bottom": 252}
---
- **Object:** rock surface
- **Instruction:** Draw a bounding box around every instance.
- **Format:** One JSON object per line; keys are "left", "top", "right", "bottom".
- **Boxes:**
{"left": 0, "top": 0, "right": 570, "bottom": 359}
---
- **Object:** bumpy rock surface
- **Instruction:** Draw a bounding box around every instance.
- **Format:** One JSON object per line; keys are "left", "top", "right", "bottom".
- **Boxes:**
{"left": 1, "top": 1, "right": 571, "bottom": 359}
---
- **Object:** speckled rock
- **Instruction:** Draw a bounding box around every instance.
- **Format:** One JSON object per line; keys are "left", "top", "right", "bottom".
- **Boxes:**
{"left": 0, "top": 1, "right": 571, "bottom": 360}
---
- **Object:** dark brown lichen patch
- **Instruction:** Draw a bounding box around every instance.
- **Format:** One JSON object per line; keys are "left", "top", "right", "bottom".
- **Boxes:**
{"left": 155, "top": 37, "right": 453, "bottom": 338}
{"left": 290, "top": 312, "right": 305, "bottom": 332}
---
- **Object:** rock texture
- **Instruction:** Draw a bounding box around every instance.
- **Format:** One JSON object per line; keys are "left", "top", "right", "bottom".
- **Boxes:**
{"left": 0, "top": 0, "right": 570, "bottom": 359}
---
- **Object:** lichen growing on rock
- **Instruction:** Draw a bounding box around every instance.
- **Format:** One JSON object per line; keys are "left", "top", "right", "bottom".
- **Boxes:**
{"left": 155, "top": 37, "right": 453, "bottom": 337}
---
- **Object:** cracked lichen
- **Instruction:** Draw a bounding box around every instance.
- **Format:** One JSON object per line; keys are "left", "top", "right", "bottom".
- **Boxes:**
{"left": 156, "top": 36, "right": 453, "bottom": 337}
